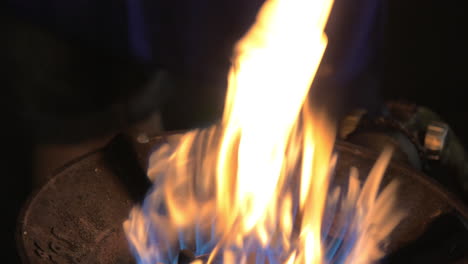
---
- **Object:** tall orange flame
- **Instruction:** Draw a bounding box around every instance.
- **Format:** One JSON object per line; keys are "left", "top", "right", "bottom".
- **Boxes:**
{"left": 124, "top": 0, "right": 405, "bottom": 263}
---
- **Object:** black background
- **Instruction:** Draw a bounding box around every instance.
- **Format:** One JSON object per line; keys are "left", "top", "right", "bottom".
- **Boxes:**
{"left": 384, "top": 0, "right": 468, "bottom": 141}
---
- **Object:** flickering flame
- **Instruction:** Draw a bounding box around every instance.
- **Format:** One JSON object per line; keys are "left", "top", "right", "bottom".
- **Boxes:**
{"left": 124, "top": 0, "right": 405, "bottom": 263}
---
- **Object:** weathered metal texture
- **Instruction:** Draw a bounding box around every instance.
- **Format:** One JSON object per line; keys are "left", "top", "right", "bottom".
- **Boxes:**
{"left": 334, "top": 141, "right": 468, "bottom": 253}
{"left": 17, "top": 136, "right": 150, "bottom": 264}
{"left": 18, "top": 134, "right": 468, "bottom": 263}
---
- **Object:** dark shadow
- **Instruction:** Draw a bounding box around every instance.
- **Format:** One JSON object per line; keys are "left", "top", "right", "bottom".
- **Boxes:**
{"left": 102, "top": 135, "right": 152, "bottom": 203}
{"left": 383, "top": 213, "right": 468, "bottom": 264}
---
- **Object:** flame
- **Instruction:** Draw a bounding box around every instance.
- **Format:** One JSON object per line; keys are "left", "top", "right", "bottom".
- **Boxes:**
{"left": 124, "top": 0, "right": 405, "bottom": 263}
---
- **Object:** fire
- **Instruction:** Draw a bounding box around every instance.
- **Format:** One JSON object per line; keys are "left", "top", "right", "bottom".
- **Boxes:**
{"left": 124, "top": 0, "right": 405, "bottom": 263}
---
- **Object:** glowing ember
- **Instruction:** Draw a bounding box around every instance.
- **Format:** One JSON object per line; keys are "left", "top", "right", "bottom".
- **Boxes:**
{"left": 123, "top": 0, "right": 406, "bottom": 263}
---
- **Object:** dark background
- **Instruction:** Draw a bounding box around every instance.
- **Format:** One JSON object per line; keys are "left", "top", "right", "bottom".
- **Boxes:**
{"left": 1, "top": 0, "right": 467, "bottom": 262}
{"left": 384, "top": 0, "right": 468, "bottom": 138}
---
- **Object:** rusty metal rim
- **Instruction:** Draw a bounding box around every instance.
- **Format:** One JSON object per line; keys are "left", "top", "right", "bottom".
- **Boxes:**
{"left": 336, "top": 140, "right": 468, "bottom": 221}
{"left": 16, "top": 147, "right": 105, "bottom": 264}
{"left": 16, "top": 134, "right": 468, "bottom": 263}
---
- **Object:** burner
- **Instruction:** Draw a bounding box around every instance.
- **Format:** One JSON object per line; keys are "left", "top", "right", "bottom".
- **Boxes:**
{"left": 17, "top": 134, "right": 468, "bottom": 263}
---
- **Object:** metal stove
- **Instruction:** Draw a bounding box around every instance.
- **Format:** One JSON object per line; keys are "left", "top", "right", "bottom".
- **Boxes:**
{"left": 17, "top": 102, "right": 468, "bottom": 264}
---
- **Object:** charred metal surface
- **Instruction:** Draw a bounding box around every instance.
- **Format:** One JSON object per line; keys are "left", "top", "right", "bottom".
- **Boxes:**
{"left": 334, "top": 141, "right": 468, "bottom": 255}
{"left": 382, "top": 214, "right": 468, "bottom": 263}
{"left": 18, "top": 134, "right": 468, "bottom": 263}
{"left": 343, "top": 101, "right": 468, "bottom": 203}
{"left": 18, "top": 136, "right": 150, "bottom": 264}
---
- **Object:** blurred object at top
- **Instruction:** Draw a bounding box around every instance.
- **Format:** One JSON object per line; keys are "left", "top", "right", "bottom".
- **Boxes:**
{"left": 1, "top": 13, "right": 169, "bottom": 144}
{"left": 3, "top": 0, "right": 385, "bottom": 133}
